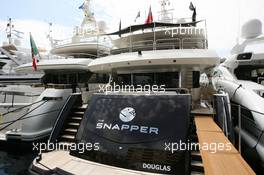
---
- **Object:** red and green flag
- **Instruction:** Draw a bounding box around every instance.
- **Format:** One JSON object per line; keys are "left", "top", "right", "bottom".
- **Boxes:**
{"left": 145, "top": 6, "right": 153, "bottom": 24}
{"left": 30, "top": 33, "right": 40, "bottom": 71}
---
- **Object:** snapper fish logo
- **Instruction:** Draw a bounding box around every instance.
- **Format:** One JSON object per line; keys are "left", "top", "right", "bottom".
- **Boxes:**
{"left": 119, "top": 107, "right": 136, "bottom": 122}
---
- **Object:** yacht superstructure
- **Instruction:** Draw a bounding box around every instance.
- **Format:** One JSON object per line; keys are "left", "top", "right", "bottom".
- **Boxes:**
{"left": 49, "top": 0, "right": 111, "bottom": 58}
{"left": 27, "top": 2, "right": 256, "bottom": 175}
{"left": 89, "top": 5, "right": 213, "bottom": 107}
{"left": 225, "top": 19, "right": 264, "bottom": 85}
{"left": 0, "top": 0, "right": 109, "bottom": 142}
{"left": 0, "top": 18, "right": 44, "bottom": 83}
{"left": 212, "top": 19, "right": 264, "bottom": 167}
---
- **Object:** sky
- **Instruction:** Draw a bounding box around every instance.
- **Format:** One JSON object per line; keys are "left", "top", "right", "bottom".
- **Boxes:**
{"left": 0, "top": 0, "right": 264, "bottom": 57}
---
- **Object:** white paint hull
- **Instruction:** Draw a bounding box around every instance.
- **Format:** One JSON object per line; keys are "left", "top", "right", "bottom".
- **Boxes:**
{"left": 15, "top": 58, "right": 92, "bottom": 73}
{"left": 88, "top": 49, "right": 219, "bottom": 73}
{"left": 212, "top": 66, "right": 264, "bottom": 163}
{"left": 50, "top": 43, "right": 110, "bottom": 56}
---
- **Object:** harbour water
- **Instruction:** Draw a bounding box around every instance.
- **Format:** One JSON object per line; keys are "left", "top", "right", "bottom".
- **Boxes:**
{"left": 0, "top": 142, "right": 37, "bottom": 175}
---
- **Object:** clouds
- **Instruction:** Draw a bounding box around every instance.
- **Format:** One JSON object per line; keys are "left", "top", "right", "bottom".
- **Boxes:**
{"left": 91, "top": 0, "right": 239, "bottom": 56}
{"left": 0, "top": 0, "right": 264, "bottom": 58}
{"left": 93, "top": 0, "right": 264, "bottom": 57}
{"left": 0, "top": 19, "right": 72, "bottom": 50}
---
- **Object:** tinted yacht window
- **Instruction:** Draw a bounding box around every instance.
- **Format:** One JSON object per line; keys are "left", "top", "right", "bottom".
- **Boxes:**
{"left": 155, "top": 72, "right": 179, "bottom": 88}
{"left": 72, "top": 94, "right": 191, "bottom": 174}
{"left": 235, "top": 65, "right": 264, "bottom": 83}
{"left": 133, "top": 73, "right": 154, "bottom": 86}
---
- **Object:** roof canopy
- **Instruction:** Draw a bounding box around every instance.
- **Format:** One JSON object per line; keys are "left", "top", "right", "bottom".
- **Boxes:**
{"left": 107, "top": 20, "right": 203, "bottom": 36}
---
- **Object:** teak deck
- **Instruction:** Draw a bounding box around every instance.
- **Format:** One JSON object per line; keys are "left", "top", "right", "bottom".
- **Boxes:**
{"left": 194, "top": 116, "right": 256, "bottom": 175}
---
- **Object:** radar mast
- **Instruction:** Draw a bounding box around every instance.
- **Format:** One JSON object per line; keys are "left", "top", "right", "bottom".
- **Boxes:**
{"left": 81, "top": 0, "right": 96, "bottom": 28}
{"left": 158, "top": 0, "right": 174, "bottom": 23}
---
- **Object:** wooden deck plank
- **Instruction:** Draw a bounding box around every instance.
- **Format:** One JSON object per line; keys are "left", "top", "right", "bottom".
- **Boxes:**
{"left": 195, "top": 115, "right": 256, "bottom": 175}
{"left": 195, "top": 116, "right": 222, "bottom": 132}
{"left": 34, "top": 151, "right": 158, "bottom": 175}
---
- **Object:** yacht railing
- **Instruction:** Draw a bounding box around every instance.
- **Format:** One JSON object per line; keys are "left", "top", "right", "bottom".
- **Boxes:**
{"left": 111, "top": 37, "right": 207, "bottom": 55}
{"left": 230, "top": 103, "right": 264, "bottom": 153}
{"left": 55, "top": 52, "right": 99, "bottom": 58}
{"left": 51, "top": 34, "right": 112, "bottom": 58}
{"left": 182, "top": 38, "right": 207, "bottom": 49}
{"left": 156, "top": 38, "right": 181, "bottom": 50}
{"left": 214, "top": 92, "right": 264, "bottom": 153}
{"left": 54, "top": 37, "right": 99, "bottom": 46}
{"left": 0, "top": 98, "right": 61, "bottom": 132}
{"left": 157, "top": 17, "right": 195, "bottom": 24}
{"left": 0, "top": 91, "right": 41, "bottom": 107}
{"left": 111, "top": 20, "right": 208, "bottom": 55}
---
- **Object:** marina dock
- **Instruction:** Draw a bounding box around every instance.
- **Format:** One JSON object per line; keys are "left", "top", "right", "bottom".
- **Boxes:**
{"left": 194, "top": 115, "right": 256, "bottom": 175}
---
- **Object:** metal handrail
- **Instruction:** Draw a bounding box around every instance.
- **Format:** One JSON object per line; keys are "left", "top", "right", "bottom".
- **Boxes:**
{"left": 0, "top": 99, "right": 49, "bottom": 131}
{"left": 54, "top": 35, "right": 103, "bottom": 46}
{"left": 110, "top": 20, "right": 208, "bottom": 54}
{"left": 132, "top": 40, "right": 154, "bottom": 47}
{"left": 182, "top": 38, "right": 207, "bottom": 49}
{"left": 1, "top": 90, "right": 41, "bottom": 107}
{"left": 49, "top": 93, "right": 82, "bottom": 143}
{"left": 111, "top": 37, "right": 207, "bottom": 55}
{"left": 157, "top": 17, "right": 195, "bottom": 24}
{"left": 111, "top": 40, "right": 205, "bottom": 54}
{"left": 230, "top": 103, "right": 264, "bottom": 116}
{"left": 56, "top": 52, "right": 98, "bottom": 58}
{"left": 230, "top": 102, "right": 264, "bottom": 153}
{"left": 156, "top": 38, "right": 182, "bottom": 49}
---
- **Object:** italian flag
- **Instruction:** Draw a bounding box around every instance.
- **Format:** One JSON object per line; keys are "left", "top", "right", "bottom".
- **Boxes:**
{"left": 30, "top": 33, "right": 40, "bottom": 71}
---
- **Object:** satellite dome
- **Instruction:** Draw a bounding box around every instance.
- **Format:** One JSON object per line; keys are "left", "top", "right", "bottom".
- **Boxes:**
{"left": 241, "top": 19, "right": 262, "bottom": 39}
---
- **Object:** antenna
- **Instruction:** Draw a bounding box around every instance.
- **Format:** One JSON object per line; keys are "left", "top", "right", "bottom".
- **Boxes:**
{"left": 5, "top": 18, "right": 24, "bottom": 45}
{"left": 49, "top": 23, "right": 53, "bottom": 37}
{"left": 47, "top": 22, "right": 54, "bottom": 48}
{"left": 158, "top": 0, "right": 174, "bottom": 23}
{"left": 81, "top": 0, "right": 96, "bottom": 27}
{"left": 6, "top": 18, "right": 13, "bottom": 44}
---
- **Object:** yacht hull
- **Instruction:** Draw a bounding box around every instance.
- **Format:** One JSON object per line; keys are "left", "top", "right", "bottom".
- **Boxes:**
{"left": 88, "top": 49, "right": 219, "bottom": 73}
{"left": 0, "top": 88, "right": 73, "bottom": 142}
{"left": 15, "top": 58, "right": 92, "bottom": 73}
{"left": 50, "top": 43, "right": 110, "bottom": 57}
{"left": 212, "top": 66, "right": 264, "bottom": 164}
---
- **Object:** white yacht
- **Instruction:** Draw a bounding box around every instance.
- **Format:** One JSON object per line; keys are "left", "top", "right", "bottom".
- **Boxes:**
{"left": 0, "top": 0, "right": 109, "bottom": 142}
{"left": 212, "top": 19, "right": 264, "bottom": 166}
{"left": 0, "top": 18, "right": 44, "bottom": 82}
{"left": 49, "top": 0, "right": 111, "bottom": 58}
{"left": 0, "top": 52, "right": 9, "bottom": 74}
{"left": 28, "top": 1, "right": 225, "bottom": 175}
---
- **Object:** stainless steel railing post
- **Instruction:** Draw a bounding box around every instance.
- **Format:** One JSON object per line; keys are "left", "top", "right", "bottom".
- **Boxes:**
{"left": 129, "top": 26, "right": 132, "bottom": 52}
{"left": 238, "top": 104, "right": 241, "bottom": 153}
